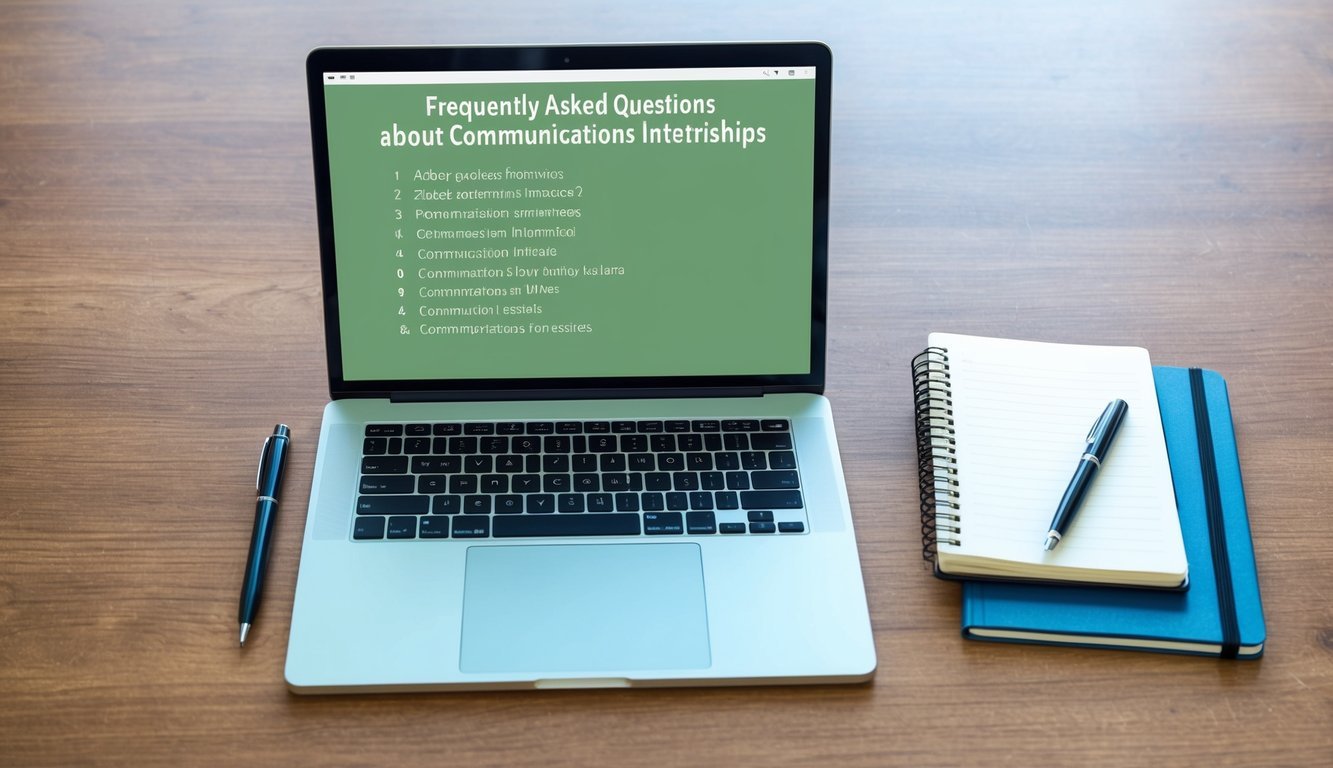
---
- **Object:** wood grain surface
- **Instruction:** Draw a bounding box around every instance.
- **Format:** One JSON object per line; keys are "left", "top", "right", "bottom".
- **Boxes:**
{"left": 1, "top": 1, "right": 1330, "bottom": 765}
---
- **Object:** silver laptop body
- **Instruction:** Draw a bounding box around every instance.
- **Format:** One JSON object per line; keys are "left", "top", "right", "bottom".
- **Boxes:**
{"left": 286, "top": 42, "right": 876, "bottom": 692}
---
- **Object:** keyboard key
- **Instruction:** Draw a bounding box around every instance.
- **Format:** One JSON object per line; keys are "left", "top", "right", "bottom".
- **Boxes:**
{"left": 643, "top": 512, "right": 684, "bottom": 535}
{"left": 689, "top": 492, "right": 714, "bottom": 510}
{"left": 480, "top": 436, "right": 508, "bottom": 454}
{"left": 583, "top": 421, "right": 610, "bottom": 433}
{"left": 769, "top": 451, "right": 798, "bottom": 470}
{"left": 419, "top": 517, "right": 449, "bottom": 538}
{"left": 463, "top": 495, "right": 491, "bottom": 514}
{"left": 615, "top": 493, "right": 640, "bottom": 512}
{"left": 464, "top": 423, "right": 494, "bottom": 435}
{"left": 386, "top": 516, "right": 417, "bottom": 539}
{"left": 557, "top": 494, "right": 585, "bottom": 513}
{"left": 612, "top": 420, "right": 637, "bottom": 433}
{"left": 760, "top": 419, "right": 790, "bottom": 431}
{"left": 356, "top": 495, "right": 428, "bottom": 515}
{"left": 751, "top": 470, "right": 800, "bottom": 489}
{"left": 747, "top": 510, "right": 775, "bottom": 523}
{"left": 749, "top": 432, "right": 793, "bottom": 451}
{"left": 715, "top": 491, "right": 740, "bottom": 510}
{"left": 405, "top": 424, "right": 431, "bottom": 436}
{"left": 778, "top": 521, "right": 806, "bottom": 533}
{"left": 413, "top": 456, "right": 461, "bottom": 474}
{"left": 586, "top": 493, "right": 613, "bottom": 512}
{"left": 362, "top": 437, "right": 388, "bottom": 455}
{"left": 657, "top": 453, "right": 684, "bottom": 471}
{"left": 497, "top": 422, "right": 525, "bottom": 434}
{"left": 493, "top": 513, "right": 641, "bottom": 537}
{"left": 722, "top": 419, "right": 758, "bottom": 432}
{"left": 691, "top": 420, "right": 720, "bottom": 432}
{"left": 641, "top": 492, "right": 665, "bottom": 511}
{"left": 741, "top": 490, "right": 804, "bottom": 509}
{"left": 527, "top": 422, "right": 556, "bottom": 434}
{"left": 686, "top": 510, "right": 717, "bottom": 534}
{"left": 360, "top": 475, "right": 415, "bottom": 494}
{"left": 432, "top": 423, "right": 462, "bottom": 436}
{"left": 417, "top": 475, "right": 450, "bottom": 494}
{"left": 495, "top": 455, "right": 525, "bottom": 473}
{"left": 749, "top": 522, "right": 777, "bottom": 534}
{"left": 365, "top": 424, "right": 403, "bottom": 436}
{"left": 448, "top": 475, "right": 478, "bottom": 494}
{"left": 433, "top": 495, "right": 461, "bottom": 515}
{"left": 719, "top": 522, "right": 746, "bottom": 534}
{"left": 636, "top": 420, "right": 663, "bottom": 433}
{"left": 361, "top": 456, "right": 408, "bottom": 474}
{"left": 526, "top": 494, "right": 556, "bottom": 513}
{"left": 452, "top": 516, "right": 491, "bottom": 538}
{"left": 353, "top": 516, "right": 386, "bottom": 539}
{"left": 495, "top": 494, "right": 523, "bottom": 514}
{"left": 741, "top": 452, "right": 768, "bottom": 470}
{"left": 671, "top": 472, "right": 699, "bottom": 491}
{"left": 512, "top": 435, "right": 542, "bottom": 453}
{"left": 665, "top": 420, "right": 690, "bottom": 433}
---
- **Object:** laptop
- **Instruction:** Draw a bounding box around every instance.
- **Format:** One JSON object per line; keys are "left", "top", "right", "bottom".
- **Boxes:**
{"left": 286, "top": 42, "right": 876, "bottom": 692}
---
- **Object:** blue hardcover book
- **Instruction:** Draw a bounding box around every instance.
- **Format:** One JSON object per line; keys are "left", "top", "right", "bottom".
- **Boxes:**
{"left": 960, "top": 367, "right": 1266, "bottom": 658}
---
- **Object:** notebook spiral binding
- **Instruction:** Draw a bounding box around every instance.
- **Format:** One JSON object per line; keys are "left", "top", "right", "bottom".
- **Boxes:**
{"left": 912, "top": 347, "right": 960, "bottom": 561}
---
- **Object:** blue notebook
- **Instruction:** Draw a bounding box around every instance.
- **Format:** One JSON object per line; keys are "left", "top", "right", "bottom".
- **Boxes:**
{"left": 961, "top": 367, "right": 1266, "bottom": 658}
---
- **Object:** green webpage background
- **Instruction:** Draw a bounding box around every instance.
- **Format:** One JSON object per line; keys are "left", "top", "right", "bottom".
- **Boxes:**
{"left": 325, "top": 76, "right": 814, "bottom": 381}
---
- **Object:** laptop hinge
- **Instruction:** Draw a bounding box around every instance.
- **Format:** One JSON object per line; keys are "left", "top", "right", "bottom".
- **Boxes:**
{"left": 388, "top": 386, "right": 768, "bottom": 403}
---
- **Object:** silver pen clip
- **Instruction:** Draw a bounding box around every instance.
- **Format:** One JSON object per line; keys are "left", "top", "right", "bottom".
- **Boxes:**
{"left": 256, "top": 435, "right": 274, "bottom": 492}
{"left": 1086, "top": 401, "right": 1114, "bottom": 444}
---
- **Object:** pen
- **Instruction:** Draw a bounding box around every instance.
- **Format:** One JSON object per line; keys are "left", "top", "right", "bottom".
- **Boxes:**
{"left": 1044, "top": 400, "right": 1128, "bottom": 551}
{"left": 239, "top": 424, "right": 291, "bottom": 646}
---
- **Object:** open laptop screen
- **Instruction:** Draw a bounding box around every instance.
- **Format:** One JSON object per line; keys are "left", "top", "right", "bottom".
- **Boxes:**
{"left": 308, "top": 45, "right": 829, "bottom": 397}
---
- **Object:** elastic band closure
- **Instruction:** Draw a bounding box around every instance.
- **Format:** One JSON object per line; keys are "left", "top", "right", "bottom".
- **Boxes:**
{"left": 1190, "top": 368, "right": 1240, "bottom": 658}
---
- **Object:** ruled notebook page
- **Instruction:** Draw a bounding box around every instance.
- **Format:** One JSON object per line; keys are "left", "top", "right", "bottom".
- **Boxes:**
{"left": 932, "top": 333, "right": 1187, "bottom": 582}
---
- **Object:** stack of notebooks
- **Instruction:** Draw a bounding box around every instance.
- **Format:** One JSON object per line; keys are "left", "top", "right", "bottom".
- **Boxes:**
{"left": 912, "top": 333, "right": 1265, "bottom": 658}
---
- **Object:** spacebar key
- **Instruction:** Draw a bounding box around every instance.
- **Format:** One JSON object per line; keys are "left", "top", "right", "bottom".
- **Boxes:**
{"left": 493, "top": 513, "right": 642, "bottom": 537}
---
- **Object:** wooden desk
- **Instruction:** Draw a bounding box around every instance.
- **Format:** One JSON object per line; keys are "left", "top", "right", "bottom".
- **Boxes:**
{"left": 2, "top": 1, "right": 1330, "bottom": 764}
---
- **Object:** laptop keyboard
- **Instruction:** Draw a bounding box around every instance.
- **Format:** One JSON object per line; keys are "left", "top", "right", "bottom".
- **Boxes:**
{"left": 352, "top": 419, "right": 808, "bottom": 540}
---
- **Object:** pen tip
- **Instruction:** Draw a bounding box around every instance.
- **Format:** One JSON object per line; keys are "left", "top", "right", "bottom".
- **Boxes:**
{"left": 1043, "top": 535, "right": 1059, "bottom": 551}
{"left": 239, "top": 623, "right": 250, "bottom": 647}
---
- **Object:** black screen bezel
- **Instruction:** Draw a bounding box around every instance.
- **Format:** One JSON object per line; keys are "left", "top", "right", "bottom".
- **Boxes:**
{"left": 306, "top": 42, "right": 831, "bottom": 400}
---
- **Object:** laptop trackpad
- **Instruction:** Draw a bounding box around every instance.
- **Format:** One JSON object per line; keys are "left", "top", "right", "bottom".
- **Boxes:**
{"left": 460, "top": 543, "right": 711, "bottom": 674}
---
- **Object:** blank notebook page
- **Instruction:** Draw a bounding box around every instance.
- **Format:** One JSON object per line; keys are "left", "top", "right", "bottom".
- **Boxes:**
{"left": 933, "top": 333, "right": 1187, "bottom": 579}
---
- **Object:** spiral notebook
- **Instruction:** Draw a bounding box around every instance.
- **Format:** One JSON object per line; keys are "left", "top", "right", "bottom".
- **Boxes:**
{"left": 912, "top": 333, "right": 1188, "bottom": 589}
